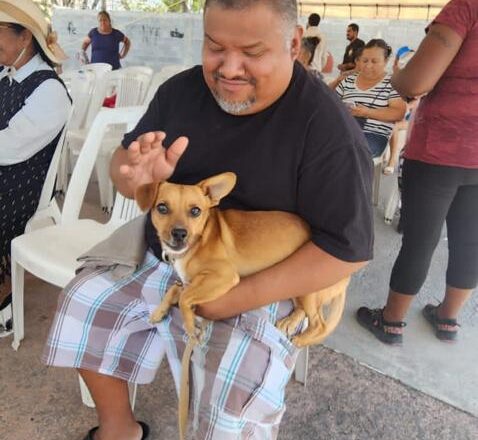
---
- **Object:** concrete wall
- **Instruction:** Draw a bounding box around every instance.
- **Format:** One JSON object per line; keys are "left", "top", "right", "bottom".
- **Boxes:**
{"left": 52, "top": 8, "right": 429, "bottom": 73}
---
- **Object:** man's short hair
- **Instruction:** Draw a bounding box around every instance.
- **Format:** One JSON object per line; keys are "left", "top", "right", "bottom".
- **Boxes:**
{"left": 204, "top": 0, "right": 298, "bottom": 33}
{"left": 308, "top": 13, "right": 321, "bottom": 26}
{"left": 348, "top": 23, "right": 359, "bottom": 33}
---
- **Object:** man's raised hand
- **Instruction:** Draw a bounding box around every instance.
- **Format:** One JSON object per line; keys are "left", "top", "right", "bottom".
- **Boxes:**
{"left": 120, "top": 132, "right": 189, "bottom": 189}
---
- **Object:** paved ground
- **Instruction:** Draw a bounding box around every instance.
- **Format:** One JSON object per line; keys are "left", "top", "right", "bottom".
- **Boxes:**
{"left": 0, "top": 180, "right": 477, "bottom": 439}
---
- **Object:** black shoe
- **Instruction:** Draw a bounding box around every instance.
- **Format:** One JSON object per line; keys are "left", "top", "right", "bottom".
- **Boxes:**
{"left": 356, "top": 307, "right": 406, "bottom": 345}
{"left": 83, "top": 421, "right": 150, "bottom": 440}
{"left": 423, "top": 304, "right": 459, "bottom": 342}
{"left": 0, "top": 293, "right": 12, "bottom": 337}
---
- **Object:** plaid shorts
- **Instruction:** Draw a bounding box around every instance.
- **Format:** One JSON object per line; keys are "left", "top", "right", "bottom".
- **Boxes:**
{"left": 43, "top": 251, "right": 301, "bottom": 439}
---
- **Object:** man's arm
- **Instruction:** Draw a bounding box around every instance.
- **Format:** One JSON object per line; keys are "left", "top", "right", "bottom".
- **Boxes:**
{"left": 110, "top": 132, "right": 189, "bottom": 199}
{"left": 392, "top": 23, "right": 463, "bottom": 97}
{"left": 197, "top": 241, "right": 367, "bottom": 320}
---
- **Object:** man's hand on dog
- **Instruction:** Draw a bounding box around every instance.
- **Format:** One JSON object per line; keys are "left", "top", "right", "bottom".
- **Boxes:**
{"left": 120, "top": 132, "right": 189, "bottom": 189}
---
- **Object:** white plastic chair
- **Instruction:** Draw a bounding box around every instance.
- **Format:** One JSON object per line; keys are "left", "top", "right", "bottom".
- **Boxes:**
{"left": 69, "top": 67, "right": 153, "bottom": 213}
{"left": 60, "top": 69, "right": 95, "bottom": 131}
{"left": 58, "top": 64, "right": 113, "bottom": 194}
{"left": 143, "top": 65, "right": 188, "bottom": 105}
{"left": 384, "top": 128, "right": 408, "bottom": 224}
{"left": 10, "top": 106, "right": 146, "bottom": 352}
{"left": 25, "top": 107, "right": 74, "bottom": 232}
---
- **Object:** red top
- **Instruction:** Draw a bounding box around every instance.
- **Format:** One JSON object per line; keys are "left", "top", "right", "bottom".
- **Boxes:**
{"left": 405, "top": 0, "right": 478, "bottom": 168}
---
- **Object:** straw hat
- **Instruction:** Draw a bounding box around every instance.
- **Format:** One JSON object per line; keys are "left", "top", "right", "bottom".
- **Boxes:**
{"left": 0, "top": 0, "right": 67, "bottom": 64}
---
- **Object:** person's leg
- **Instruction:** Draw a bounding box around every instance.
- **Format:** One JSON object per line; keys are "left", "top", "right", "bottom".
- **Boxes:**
{"left": 383, "top": 122, "right": 407, "bottom": 175}
{"left": 357, "top": 160, "right": 459, "bottom": 343}
{"left": 166, "top": 301, "right": 300, "bottom": 439}
{"left": 364, "top": 132, "right": 388, "bottom": 158}
{"left": 78, "top": 369, "right": 142, "bottom": 440}
{"left": 437, "top": 181, "right": 478, "bottom": 320}
{"left": 43, "top": 252, "right": 176, "bottom": 439}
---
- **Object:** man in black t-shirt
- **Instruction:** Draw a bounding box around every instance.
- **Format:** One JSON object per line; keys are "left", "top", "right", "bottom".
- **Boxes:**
{"left": 338, "top": 23, "right": 365, "bottom": 72}
{"left": 44, "top": 1, "right": 373, "bottom": 439}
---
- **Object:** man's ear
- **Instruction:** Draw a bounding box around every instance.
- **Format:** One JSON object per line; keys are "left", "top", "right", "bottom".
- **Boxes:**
{"left": 135, "top": 182, "right": 160, "bottom": 212}
{"left": 198, "top": 172, "right": 237, "bottom": 207}
{"left": 290, "top": 25, "right": 303, "bottom": 60}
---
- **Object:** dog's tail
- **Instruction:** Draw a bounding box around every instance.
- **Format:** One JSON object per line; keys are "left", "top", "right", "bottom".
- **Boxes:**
{"left": 291, "top": 277, "right": 350, "bottom": 347}
{"left": 312, "top": 277, "right": 349, "bottom": 345}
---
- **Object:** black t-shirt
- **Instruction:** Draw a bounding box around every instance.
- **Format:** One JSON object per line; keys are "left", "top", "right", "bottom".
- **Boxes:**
{"left": 342, "top": 38, "right": 365, "bottom": 65}
{"left": 122, "top": 63, "right": 374, "bottom": 262}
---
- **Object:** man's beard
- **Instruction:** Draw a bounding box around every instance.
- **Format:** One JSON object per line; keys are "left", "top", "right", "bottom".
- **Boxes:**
{"left": 210, "top": 71, "right": 257, "bottom": 115}
{"left": 211, "top": 89, "right": 256, "bottom": 115}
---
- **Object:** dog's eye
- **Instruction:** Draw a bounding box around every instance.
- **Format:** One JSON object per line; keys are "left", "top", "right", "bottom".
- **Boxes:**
{"left": 157, "top": 203, "right": 169, "bottom": 215}
{"left": 190, "top": 207, "right": 201, "bottom": 217}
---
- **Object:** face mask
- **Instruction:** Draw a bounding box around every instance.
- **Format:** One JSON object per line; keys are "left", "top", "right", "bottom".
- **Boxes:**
{"left": 0, "top": 47, "right": 27, "bottom": 84}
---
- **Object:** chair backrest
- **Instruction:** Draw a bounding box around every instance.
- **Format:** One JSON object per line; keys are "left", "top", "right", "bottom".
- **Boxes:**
{"left": 60, "top": 69, "right": 96, "bottom": 130}
{"left": 82, "top": 63, "right": 113, "bottom": 129}
{"left": 83, "top": 62, "right": 113, "bottom": 77}
{"left": 103, "top": 67, "right": 153, "bottom": 107}
{"left": 109, "top": 193, "right": 143, "bottom": 228}
{"left": 60, "top": 106, "right": 146, "bottom": 225}
{"left": 35, "top": 106, "right": 74, "bottom": 214}
{"left": 143, "top": 65, "right": 188, "bottom": 105}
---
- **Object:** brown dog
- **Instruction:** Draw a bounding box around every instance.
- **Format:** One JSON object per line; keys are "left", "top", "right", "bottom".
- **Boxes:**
{"left": 135, "top": 172, "right": 349, "bottom": 348}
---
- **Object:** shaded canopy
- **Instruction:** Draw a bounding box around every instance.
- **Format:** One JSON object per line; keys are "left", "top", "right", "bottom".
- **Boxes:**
{"left": 299, "top": 1, "right": 447, "bottom": 20}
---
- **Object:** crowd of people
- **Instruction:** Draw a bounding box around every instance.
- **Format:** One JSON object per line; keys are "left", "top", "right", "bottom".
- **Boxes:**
{"left": 1, "top": 0, "right": 476, "bottom": 439}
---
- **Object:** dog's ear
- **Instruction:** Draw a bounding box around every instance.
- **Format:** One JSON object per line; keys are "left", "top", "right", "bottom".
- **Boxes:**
{"left": 135, "top": 182, "right": 160, "bottom": 212}
{"left": 198, "top": 172, "right": 237, "bottom": 207}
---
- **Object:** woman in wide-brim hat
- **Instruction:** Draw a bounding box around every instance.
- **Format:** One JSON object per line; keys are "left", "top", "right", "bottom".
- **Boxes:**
{"left": 0, "top": 0, "right": 71, "bottom": 335}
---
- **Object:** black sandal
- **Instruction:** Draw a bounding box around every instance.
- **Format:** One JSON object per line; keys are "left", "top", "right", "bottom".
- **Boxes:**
{"left": 83, "top": 421, "right": 150, "bottom": 440}
{"left": 422, "top": 304, "right": 459, "bottom": 342}
{"left": 356, "top": 307, "right": 406, "bottom": 345}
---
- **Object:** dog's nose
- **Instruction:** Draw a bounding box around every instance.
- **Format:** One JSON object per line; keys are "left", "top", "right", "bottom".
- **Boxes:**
{"left": 171, "top": 228, "right": 188, "bottom": 242}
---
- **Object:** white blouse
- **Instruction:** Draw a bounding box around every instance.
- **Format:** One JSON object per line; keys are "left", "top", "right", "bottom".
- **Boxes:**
{"left": 0, "top": 54, "right": 71, "bottom": 165}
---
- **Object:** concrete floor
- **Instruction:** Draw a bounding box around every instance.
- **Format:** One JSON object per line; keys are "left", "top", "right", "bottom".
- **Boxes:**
{"left": 0, "top": 176, "right": 477, "bottom": 440}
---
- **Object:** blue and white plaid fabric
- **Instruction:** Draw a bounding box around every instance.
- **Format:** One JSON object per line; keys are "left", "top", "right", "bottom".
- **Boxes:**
{"left": 43, "top": 251, "right": 301, "bottom": 439}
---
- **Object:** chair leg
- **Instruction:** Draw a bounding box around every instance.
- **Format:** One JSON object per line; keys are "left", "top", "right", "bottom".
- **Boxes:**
{"left": 294, "top": 347, "right": 309, "bottom": 387}
{"left": 372, "top": 162, "right": 382, "bottom": 206}
{"left": 384, "top": 181, "right": 400, "bottom": 224}
{"left": 95, "top": 156, "right": 113, "bottom": 212}
{"left": 11, "top": 256, "right": 25, "bottom": 351}
{"left": 79, "top": 374, "right": 96, "bottom": 408}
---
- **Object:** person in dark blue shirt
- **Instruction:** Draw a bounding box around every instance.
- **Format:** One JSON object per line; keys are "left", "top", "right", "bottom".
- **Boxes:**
{"left": 81, "top": 10, "right": 130, "bottom": 70}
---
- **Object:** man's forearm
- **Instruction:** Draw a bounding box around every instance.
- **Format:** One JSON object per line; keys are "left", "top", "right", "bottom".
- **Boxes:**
{"left": 197, "top": 241, "right": 368, "bottom": 320}
{"left": 110, "top": 146, "right": 135, "bottom": 198}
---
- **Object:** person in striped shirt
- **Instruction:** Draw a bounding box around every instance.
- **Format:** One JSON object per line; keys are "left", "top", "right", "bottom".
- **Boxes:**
{"left": 336, "top": 39, "right": 406, "bottom": 158}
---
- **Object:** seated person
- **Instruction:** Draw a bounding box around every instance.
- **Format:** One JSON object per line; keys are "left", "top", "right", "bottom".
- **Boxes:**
{"left": 336, "top": 39, "right": 407, "bottom": 158}
{"left": 0, "top": 0, "right": 71, "bottom": 334}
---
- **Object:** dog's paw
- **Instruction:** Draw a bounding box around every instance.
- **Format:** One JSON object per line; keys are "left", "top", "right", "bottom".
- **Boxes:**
{"left": 291, "top": 324, "right": 326, "bottom": 347}
{"left": 276, "top": 310, "right": 306, "bottom": 336}
{"left": 150, "top": 306, "right": 169, "bottom": 324}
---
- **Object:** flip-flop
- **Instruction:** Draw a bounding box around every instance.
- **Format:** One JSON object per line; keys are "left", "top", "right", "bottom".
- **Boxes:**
{"left": 83, "top": 421, "right": 150, "bottom": 440}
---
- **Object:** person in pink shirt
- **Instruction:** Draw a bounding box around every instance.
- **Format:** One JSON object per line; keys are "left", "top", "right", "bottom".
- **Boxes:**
{"left": 357, "top": 0, "right": 478, "bottom": 344}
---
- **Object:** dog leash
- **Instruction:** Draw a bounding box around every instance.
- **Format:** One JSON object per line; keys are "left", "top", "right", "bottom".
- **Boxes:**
{"left": 178, "top": 320, "right": 209, "bottom": 440}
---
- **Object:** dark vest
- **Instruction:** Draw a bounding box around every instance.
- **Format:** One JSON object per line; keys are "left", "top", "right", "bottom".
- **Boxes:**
{"left": 0, "top": 68, "right": 69, "bottom": 166}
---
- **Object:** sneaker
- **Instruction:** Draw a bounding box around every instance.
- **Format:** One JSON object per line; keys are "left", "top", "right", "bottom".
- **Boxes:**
{"left": 422, "top": 304, "right": 459, "bottom": 342}
{"left": 356, "top": 307, "right": 406, "bottom": 345}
